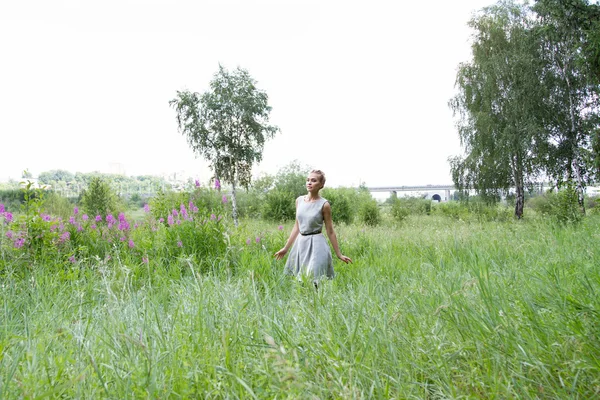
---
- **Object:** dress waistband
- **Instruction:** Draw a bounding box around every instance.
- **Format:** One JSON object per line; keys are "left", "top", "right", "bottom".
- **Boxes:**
{"left": 300, "top": 230, "right": 322, "bottom": 236}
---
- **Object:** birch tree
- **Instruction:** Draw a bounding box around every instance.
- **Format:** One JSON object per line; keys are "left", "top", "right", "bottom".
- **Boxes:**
{"left": 450, "top": 1, "right": 549, "bottom": 218}
{"left": 170, "top": 65, "right": 279, "bottom": 226}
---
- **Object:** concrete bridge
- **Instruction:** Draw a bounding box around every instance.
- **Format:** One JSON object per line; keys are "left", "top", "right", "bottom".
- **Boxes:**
{"left": 367, "top": 184, "right": 456, "bottom": 202}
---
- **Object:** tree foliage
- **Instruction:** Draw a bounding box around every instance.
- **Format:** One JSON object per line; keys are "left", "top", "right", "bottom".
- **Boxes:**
{"left": 450, "top": 1, "right": 548, "bottom": 218}
{"left": 170, "top": 65, "right": 279, "bottom": 226}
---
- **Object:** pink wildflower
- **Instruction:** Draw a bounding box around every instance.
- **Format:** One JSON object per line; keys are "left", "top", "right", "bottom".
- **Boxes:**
{"left": 91, "top": 224, "right": 97, "bottom": 230}
{"left": 142, "top": 256, "right": 149, "bottom": 264}
{"left": 177, "top": 240, "right": 183, "bottom": 247}
{"left": 0, "top": 203, "right": 4, "bottom": 213}
{"left": 246, "top": 238, "right": 251, "bottom": 245}
{"left": 222, "top": 195, "right": 228, "bottom": 204}
{"left": 14, "top": 238, "right": 25, "bottom": 248}
{"left": 210, "top": 214, "right": 216, "bottom": 220}
{"left": 6, "top": 231, "right": 13, "bottom": 239}
{"left": 214, "top": 179, "right": 221, "bottom": 190}
{"left": 59, "top": 231, "right": 70, "bottom": 243}
{"left": 95, "top": 215, "right": 102, "bottom": 222}
{"left": 167, "top": 215, "right": 174, "bottom": 226}
{"left": 69, "top": 216, "right": 76, "bottom": 224}
{"left": 159, "top": 218, "right": 164, "bottom": 223}
{"left": 278, "top": 225, "right": 284, "bottom": 230}
{"left": 143, "top": 203, "right": 150, "bottom": 213}
{"left": 82, "top": 214, "right": 89, "bottom": 221}
{"left": 4, "top": 212, "right": 13, "bottom": 223}
{"left": 69, "top": 256, "right": 76, "bottom": 263}
{"left": 128, "top": 239, "right": 135, "bottom": 248}
{"left": 73, "top": 207, "right": 79, "bottom": 214}
{"left": 256, "top": 236, "right": 261, "bottom": 243}
{"left": 120, "top": 237, "right": 126, "bottom": 242}
{"left": 195, "top": 179, "right": 200, "bottom": 187}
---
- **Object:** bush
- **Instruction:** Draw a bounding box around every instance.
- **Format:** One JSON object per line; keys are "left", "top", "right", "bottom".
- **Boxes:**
{"left": 80, "top": 177, "right": 120, "bottom": 219}
{"left": 263, "top": 190, "right": 296, "bottom": 221}
{"left": 527, "top": 186, "right": 584, "bottom": 224}
{"left": 390, "top": 198, "right": 410, "bottom": 223}
{"left": 43, "top": 192, "right": 75, "bottom": 220}
{"left": 358, "top": 199, "right": 381, "bottom": 226}
{"left": 321, "top": 188, "right": 354, "bottom": 224}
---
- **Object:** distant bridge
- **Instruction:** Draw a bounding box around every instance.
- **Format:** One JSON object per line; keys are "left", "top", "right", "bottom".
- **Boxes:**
{"left": 367, "top": 184, "right": 457, "bottom": 202}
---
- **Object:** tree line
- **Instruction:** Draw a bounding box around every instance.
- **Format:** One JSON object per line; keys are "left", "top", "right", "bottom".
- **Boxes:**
{"left": 449, "top": 0, "right": 600, "bottom": 218}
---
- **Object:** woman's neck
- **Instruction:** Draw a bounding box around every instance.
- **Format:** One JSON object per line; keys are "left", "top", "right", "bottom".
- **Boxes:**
{"left": 306, "top": 193, "right": 321, "bottom": 202}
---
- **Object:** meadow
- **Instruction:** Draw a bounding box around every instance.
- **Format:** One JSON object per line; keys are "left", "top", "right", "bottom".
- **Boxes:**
{"left": 1, "top": 197, "right": 599, "bottom": 399}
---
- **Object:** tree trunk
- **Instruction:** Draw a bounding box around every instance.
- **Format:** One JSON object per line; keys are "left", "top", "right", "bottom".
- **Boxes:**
{"left": 515, "top": 179, "right": 524, "bottom": 219}
{"left": 231, "top": 180, "right": 239, "bottom": 227}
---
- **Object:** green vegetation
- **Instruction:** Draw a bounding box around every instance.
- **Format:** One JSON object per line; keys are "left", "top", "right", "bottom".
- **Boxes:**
{"left": 1, "top": 185, "right": 599, "bottom": 397}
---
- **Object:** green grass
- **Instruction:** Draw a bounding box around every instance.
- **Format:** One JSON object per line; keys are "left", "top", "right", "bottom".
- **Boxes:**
{"left": 1, "top": 215, "right": 599, "bottom": 398}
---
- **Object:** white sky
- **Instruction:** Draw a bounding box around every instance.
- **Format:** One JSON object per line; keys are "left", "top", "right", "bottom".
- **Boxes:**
{"left": 0, "top": 0, "right": 493, "bottom": 188}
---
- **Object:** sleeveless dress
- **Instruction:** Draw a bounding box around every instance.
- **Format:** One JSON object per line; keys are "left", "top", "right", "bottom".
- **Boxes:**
{"left": 284, "top": 196, "right": 334, "bottom": 281}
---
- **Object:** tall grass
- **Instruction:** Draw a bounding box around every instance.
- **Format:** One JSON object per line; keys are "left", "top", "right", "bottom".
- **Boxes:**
{"left": 1, "top": 215, "right": 599, "bottom": 398}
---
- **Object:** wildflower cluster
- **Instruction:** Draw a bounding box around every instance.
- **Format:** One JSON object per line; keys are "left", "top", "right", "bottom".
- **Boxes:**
{"left": 0, "top": 198, "right": 229, "bottom": 274}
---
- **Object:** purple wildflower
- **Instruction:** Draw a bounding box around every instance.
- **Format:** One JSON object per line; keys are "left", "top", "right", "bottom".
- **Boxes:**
{"left": 167, "top": 215, "right": 174, "bottom": 226}
{"left": 14, "top": 238, "right": 25, "bottom": 248}
{"left": 59, "top": 231, "right": 70, "bottom": 243}
{"left": 278, "top": 225, "right": 284, "bottom": 230}
{"left": 91, "top": 224, "right": 97, "bottom": 230}
{"left": 214, "top": 179, "right": 221, "bottom": 190}
{"left": 256, "top": 236, "right": 261, "bottom": 243}
{"left": 69, "top": 216, "right": 76, "bottom": 225}
{"left": 6, "top": 231, "right": 13, "bottom": 239}
{"left": 41, "top": 213, "right": 51, "bottom": 222}
{"left": 210, "top": 214, "right": 216, "bottom": 220}
{"left": 106, "top": 214, "right": 116, "bottom": 224}
{"left": 177, "top": 240, "right": 183, "bottom": 247}
{"left": 77, "top": 224, "right": 83, "bottom": 232}
{"left": 0, "top": 203, "right": 4, "bottom": 213}
{"left": 195, "top": 179, "right": 200, "bottom": 187}
{"left": 120, "top": 236, "right": 126, "bottom": 242}
{"left": 69, "top": 256, "right": 76, "bottom": 263}
{"left": 180, "top": 204, "right": 187, "bottom": 217}
{"left": 222, "top": 195, "right": 228, "bottom": 204}
{"left": 246, "top": 238, "right": 251, "bottom": 245}
{"left": 142, "top": 256, "right": 149, "bottom": 264}
{"left": 118, "top": 212, "right": 126, "bottom": 222}
{"left": 172, "top": 209, "right": 178, "bottom": 217}
{"left": 4, "top": 212, "right": 13, "bottom": 223}
{"left": 95, "top": 215, "right": 102, "bottom": 222}
{"left": 159, "top": 217, "right": 164, "bottom": 223}
{"left": 143, "top": 203, "right": 150, "bottom": 213}
{"left": 73, "top": 207, "right": 79, "bottom": 215}
{"left": 128, "top": 239, "right": 135, "bottom": 248}
{"left": 192, "top": 206, "right": 199, "bottom": 213}
{"left": 82, "top": 214, "right": 89, "bottom": 221}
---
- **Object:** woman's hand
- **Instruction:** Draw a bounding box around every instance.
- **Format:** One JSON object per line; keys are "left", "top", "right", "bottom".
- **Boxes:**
{"left": 337, "top": 254, "right": 352, "bottom": 264}
{"left": 273, "top": 248, "right": 288, "bottom": 260}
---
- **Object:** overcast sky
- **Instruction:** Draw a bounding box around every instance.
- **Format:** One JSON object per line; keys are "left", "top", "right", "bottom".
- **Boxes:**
{"left": 1, "top": 0, "right": 494, "bottom": 188}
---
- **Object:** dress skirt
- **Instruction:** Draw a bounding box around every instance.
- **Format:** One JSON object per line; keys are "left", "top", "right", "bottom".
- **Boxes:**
{"left": 284, "top": 233, "right": 334, "bottom": 281}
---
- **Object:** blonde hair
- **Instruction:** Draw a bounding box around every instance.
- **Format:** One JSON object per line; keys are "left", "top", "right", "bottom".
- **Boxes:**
{"left": 310, "top": 169, "right": 326, "bottom": 186}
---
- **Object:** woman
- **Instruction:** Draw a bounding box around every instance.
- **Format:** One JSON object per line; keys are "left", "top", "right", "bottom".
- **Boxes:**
{"left": 274, "top": 170, "right": 352, "bottom": 283}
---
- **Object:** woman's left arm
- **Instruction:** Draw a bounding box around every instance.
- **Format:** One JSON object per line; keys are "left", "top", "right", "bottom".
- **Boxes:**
{"left": 323, "top": 202, "right": 352, "bottom": 264}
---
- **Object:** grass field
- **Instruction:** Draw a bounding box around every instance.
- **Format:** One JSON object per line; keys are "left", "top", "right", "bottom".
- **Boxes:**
{"left": 1, "top": 214, "right": 599, "bottom": 398}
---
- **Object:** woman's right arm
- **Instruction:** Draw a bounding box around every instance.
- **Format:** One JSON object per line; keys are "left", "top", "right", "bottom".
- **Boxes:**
{"left": 274, "top": 198, "right": 300, "bottom": 260}
{"left": 273, "top": 219, "right": 300, "bottom": 260}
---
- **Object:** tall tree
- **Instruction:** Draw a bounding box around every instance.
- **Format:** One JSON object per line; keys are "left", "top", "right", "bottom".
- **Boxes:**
{"left": 534, "top": 0, "right": 600, "bottom": 213}
{"left": 170, "top": 65, "right": 279, "bottom": 226}
{"left": 449, "top": 1, "right": 549, "bottom": 218}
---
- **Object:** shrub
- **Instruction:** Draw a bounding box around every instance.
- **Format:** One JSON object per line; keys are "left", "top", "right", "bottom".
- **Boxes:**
{"left": 358, "top": 199, "right": 381, "bottom": 226}
{"left": 80, "top": 177, "right": 120, "bottom": 219}
{"left": 263, "top": 190, "right": 296, "bottom": 221}
{"left": 321, "top": 188, "right": 354, "bottom": 224}
{"left": 527, "top": 186, "right": 584, "bottom": 224}
{"left": 390, "top": 198, "right": 410, "bottom": 223}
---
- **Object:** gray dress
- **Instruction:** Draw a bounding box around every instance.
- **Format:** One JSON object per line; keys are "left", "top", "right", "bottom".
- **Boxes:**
{"left": 284, "top": 196, "right": 334, "bottom": 281}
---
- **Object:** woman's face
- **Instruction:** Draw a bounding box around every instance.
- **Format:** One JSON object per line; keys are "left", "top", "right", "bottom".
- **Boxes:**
{"left": 306, "top": 173, "right": 323, "bottom": 193}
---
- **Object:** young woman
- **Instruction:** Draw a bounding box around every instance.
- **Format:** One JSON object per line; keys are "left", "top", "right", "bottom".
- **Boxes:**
{"left": 274, "top": 170, "right": 352, "bottom": 283}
